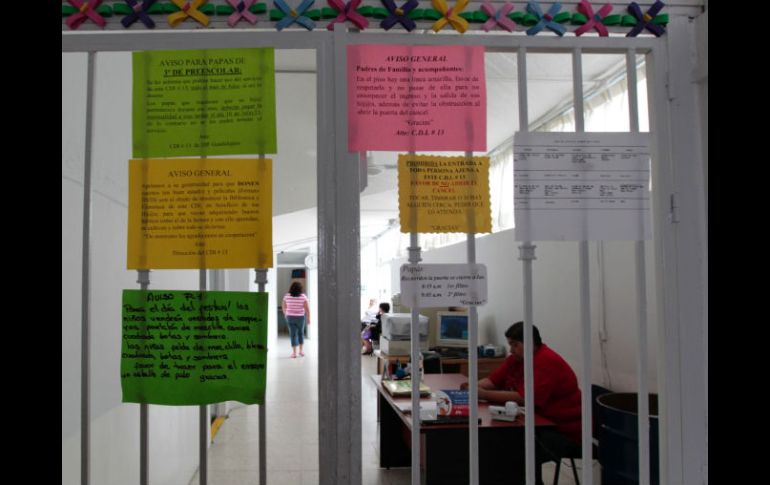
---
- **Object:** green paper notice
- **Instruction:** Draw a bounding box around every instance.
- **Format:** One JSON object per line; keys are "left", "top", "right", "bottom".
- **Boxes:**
{"left": 133, "top": 48, "right": 277, "bottom": 157}
{"left": 121, "top": 290, "right": 268, "bottom": 406}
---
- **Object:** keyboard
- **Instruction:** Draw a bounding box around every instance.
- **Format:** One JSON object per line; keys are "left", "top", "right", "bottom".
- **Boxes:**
{"left": 437, "top": 350, "right": 468, "bottom": 359}
{"left": 422, "top": 415, "right": 481, "bottom": 425}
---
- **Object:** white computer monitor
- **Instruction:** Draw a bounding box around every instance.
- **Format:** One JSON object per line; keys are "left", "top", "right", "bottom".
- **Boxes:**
{"left": 435, "top": 311, "right": 469, "bottom": 348}
{"left": 381, "top": 313, "right": 429, "bottom": 340}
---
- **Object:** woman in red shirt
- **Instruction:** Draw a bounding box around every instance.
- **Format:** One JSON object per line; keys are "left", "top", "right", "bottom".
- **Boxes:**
{"left": 462, "top": 321, "right": 582, "bottom": 466}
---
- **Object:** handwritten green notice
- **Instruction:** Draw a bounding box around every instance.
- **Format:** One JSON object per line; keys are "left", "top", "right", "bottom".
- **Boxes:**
{"left": 121, "top": 290, "right": 268, "bottom": 406}
{"left": 133, "top": 48, "right": 277, "bottom": 157}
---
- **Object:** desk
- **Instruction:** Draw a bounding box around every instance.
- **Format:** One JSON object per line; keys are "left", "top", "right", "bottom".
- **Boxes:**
{"left": 372, "top": 373, "right": 554, "bottom": 485}
{"left": 374, "top": 350, "right": 504, "bottom": 378}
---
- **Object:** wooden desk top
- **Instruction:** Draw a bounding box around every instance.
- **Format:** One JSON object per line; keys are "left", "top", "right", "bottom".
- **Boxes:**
{"left": 370, "top": 373, "right": 554, "bottom": 431}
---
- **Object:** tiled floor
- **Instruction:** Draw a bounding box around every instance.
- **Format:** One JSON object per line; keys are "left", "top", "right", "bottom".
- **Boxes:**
{"left": 196, "top": 336, "right": 595, "bottom": 485}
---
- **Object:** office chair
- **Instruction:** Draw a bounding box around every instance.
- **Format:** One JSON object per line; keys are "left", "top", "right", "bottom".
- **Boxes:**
{"left": 362, "top": 321, "right": 380, "bottom": 356}
{"left": 551, "top": 444, "right": 594, "bottom": 485}
{"left": 550, "top": 384, "right": 612, "bottom": 485}
{"left": 371, "top": 329, "right": 380, "bottom": 351}
{"left": 421, "top": 352, "right": 442, "bottom": 374}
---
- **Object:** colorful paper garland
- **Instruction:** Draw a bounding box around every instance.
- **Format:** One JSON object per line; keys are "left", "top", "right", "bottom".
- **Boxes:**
{"left": 63, "top": 1, "right": 669, "bottom": 36}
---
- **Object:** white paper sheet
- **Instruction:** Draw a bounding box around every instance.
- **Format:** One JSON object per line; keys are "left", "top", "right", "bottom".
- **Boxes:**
{"left": 513, "top": 132, "right": 651, "bottom": 241}
{"left": 400, "top": 263, "right": 488, "bottom": 308}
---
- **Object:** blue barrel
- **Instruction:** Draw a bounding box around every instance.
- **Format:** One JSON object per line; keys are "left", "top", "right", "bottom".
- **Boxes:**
{"left": 597, "top": 393, "right": 659, "bottom": 485}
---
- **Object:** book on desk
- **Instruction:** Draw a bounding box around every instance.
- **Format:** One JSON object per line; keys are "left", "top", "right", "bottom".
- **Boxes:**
{"left": 388, "top": 386, "right": 482, "bottom": 425}
{"left": 435, "top": 389, "right": 469, "bottom": 416}
{"left": 423, "top": 389, "right": 483, "bottom": 425}
{"left": 382, "top": 379, "right": 431, "bottom": 397}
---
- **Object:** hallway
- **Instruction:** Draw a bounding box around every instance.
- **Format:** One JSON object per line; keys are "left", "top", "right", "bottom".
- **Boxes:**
{"left": 193, "top": 336, "right": 321, "bottom": 485}
{"left": 196, "top": 336, "right": 589, "bottom": 485}
{"left": 196, "top": 336, "right": 411, "bottom": 485}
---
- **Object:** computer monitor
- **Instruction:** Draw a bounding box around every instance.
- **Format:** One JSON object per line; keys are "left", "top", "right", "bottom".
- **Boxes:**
{"left": 381, "top": 313, "right": 429, "bottom": 340}
{"left": 436, "top": 311, "right": 469, "bottom": 348}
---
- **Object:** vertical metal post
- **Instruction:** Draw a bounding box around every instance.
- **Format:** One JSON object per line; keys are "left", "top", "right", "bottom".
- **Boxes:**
{"left": 467, "top": 237, "right": 479, "bottom": 485}
{"left": 466, "top": 150, "right": 479, "bottom": 485}
{"left": 519, "top": 242, "right": 536, "bottom": 485}
{"left": 199, "top": 269, "right": 207, "bottom": 485}
{"left": 137, "top": 269, "right": 151, "bottom": 485}
{"left": 627, "top": 48, "right": 651, "bottom": 485}
{"left": 572, "top": 47, "right": 594, "bottom": 485}
{"left": 516, "top": 47, "right": 537, "bottom": 485}
{"left": 359, "top": 151, "right": 368, "bottom": 192}
{"left": 255, "top": 268, "right": 268, "bottom": 485}
{"left": 407, "top": 232, "right": 421, "bottom": 485}
{"left": 80, "top": 50, "right": 96, "bottom": 485}
{"left": 318, "top": 26, "right": 361, "bottom": 485}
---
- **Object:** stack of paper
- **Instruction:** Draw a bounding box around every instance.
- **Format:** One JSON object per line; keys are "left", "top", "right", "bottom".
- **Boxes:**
{"left": 382, "top": 379, "right": 431, "bottom": 397}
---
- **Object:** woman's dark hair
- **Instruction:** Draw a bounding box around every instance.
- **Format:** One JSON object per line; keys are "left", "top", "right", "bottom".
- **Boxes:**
{"left": 505, "top": 321, "right": 542, "bottom": 346}
{"left": 379, "top": 302, "right": 390, "bottom": 313}
{"left": 289, "top": 282, "right": 303, "bottom": 297}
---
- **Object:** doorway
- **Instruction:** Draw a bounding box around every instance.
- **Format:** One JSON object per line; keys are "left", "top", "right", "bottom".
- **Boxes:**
{"left": 276, "top": 251, "right": 311, "bottom": 340}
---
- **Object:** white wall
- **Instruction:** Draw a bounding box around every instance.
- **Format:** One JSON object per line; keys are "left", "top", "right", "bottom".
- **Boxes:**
{"left": 272, "top": 71, "right": 317, "bottom": 215}
{"left": 391, "top": 229, "right": 659, "bottom": 393}
{"left": 63, "top": 52, "right": 201, "bottom": 485}
{"left": 63, "top": 48, "right": 322, "bottom": 484}
{"left": 62, "top": 178, "right": 202, "bottom": 485}
{"left": 62, "top": 177, "right": 84, "bottom": 485}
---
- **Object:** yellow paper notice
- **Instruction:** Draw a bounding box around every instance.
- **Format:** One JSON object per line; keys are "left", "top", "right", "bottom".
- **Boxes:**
{"left": 127, "top": 158, "right": 272, "bottom": 269}
{"left": 398, "top": 154, "right": 492, "bottom": 234}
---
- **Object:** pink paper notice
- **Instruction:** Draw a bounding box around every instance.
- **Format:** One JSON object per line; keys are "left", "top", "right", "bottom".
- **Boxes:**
{"left": 347, "top": 45, "right": 486, "bottom": 152}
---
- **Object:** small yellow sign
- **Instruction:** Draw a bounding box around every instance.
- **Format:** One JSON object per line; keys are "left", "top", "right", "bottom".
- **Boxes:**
{"left": 398, "top": 154, "right": 492, "bottom": 234}
{"left": 127, "top": 158, "right": 272, "bottom": 269}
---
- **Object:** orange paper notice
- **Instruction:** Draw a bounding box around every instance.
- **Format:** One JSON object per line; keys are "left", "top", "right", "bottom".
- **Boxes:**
{"left": 398, "top": 154, "right": 491, "bottom": 234}
{"left": 127, "top": 158, "right": 272, "bottom": 269}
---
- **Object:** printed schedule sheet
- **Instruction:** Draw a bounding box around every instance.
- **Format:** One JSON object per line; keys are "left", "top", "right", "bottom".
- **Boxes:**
{"left": 513, "top": 132, "right": 651, "bottom": 241}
